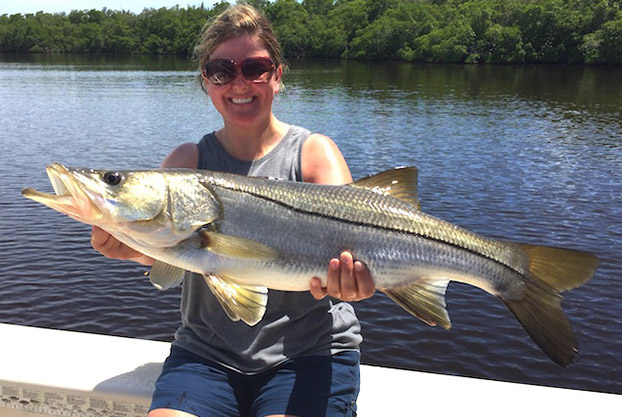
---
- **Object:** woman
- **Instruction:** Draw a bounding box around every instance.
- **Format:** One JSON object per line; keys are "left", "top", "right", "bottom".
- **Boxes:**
{"left": 91, "top": 5, "right": 374, "bottom": 417}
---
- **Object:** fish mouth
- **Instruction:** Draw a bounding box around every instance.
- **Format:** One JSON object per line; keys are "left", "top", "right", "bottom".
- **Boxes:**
{"left": 22, "top": 163, "right": 102, "bottom": 223}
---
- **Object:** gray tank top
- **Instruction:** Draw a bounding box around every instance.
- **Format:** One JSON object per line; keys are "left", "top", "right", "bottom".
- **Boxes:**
{"left": 172, "top": 125, "right": 362, "bottom": 374}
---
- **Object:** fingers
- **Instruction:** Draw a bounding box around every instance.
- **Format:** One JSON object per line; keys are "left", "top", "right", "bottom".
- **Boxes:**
{"left": 337, "top": 252, "right": 356, "bottom": 299}
{"left": 354, "top": 260, "right": 376, "bottom": 299}
{"left": 91, "top": 226, "right": 111, "bottom": 253}
{"left": 309, "top": 251, "right": 376, "bottom": 302}
{"left": 327, "top": 255, "right": 345, "bottom": 298}
{"left": 91, "top": 226, "right": 140, "bottom": 260}
{"left": 309, "top": 277, "right": 325, "bottom": 300}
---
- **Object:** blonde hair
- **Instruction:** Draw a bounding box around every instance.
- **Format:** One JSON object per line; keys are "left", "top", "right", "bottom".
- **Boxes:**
{"left": 195, "top": 4, "right": 286, "bottom": 92}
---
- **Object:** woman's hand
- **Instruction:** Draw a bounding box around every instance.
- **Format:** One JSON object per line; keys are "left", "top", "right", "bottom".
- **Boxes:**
{"left": 91, "top": 226, "right": 154, "bottom": 266}
{"left": 309, "top": 251, "right": 375, "bottom": 302}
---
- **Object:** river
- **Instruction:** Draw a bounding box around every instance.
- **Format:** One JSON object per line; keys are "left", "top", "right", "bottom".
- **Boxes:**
{"left": 0, "top": 54, "right": 621, "bottom": 395}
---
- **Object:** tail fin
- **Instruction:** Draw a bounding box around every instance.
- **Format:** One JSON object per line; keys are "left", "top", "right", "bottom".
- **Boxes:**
{"left": 518, "top": 244, "right": 599, "bottom": 291}
{"left": 503, "top": 244, "right": 599, "bottom": 366}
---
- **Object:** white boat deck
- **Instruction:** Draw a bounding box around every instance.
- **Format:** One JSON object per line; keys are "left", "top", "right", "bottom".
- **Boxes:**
{"left": 0, "top": 323, "right": 619, "bottom": 417}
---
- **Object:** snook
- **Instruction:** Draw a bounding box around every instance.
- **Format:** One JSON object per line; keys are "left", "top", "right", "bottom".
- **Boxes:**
{"left": 22, "top": 163, "right": 599, "bottom": 366}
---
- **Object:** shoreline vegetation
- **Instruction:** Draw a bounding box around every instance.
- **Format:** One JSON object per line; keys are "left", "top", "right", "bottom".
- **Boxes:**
{"left": 1, "top": 0, "right": 621, "bottom": 64}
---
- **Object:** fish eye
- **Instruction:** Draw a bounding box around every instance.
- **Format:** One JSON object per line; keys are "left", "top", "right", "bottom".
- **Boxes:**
{"left": 103, "top": 171, "right": 123, "bottom": 186}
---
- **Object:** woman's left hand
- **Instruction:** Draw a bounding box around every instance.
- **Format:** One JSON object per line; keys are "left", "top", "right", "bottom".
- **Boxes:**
{"left": 310, "top": 251, "right": 376, "bottom": 302}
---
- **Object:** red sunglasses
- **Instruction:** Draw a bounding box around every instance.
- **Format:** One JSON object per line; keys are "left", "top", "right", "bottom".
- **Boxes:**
{"left": 203, "top": 57, "right": 276, "bottom": 85}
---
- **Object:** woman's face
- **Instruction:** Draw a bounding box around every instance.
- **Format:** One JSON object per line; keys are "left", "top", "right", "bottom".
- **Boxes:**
{"left": 205, "top": 34, "right": 282, "bottom": 129}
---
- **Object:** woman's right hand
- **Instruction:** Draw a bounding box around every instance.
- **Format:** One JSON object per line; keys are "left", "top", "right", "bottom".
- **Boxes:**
{"left": 91, "top": 226, "right": 154, "bottom": 266}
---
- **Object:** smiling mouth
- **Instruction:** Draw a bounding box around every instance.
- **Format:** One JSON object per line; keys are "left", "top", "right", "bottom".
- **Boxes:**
{"left": 230, "top": 97, "right": 254, "bottom": 104}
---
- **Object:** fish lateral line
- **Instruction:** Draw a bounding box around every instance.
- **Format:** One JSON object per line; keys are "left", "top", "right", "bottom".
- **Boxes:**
{"left": 204, "top": 178, "right": 525, "bottom": 280}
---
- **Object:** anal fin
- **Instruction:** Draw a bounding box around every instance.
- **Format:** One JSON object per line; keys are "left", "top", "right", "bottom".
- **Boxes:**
{"left": 382, "top": 279, "right": 451, "bottom": 329}
{"left": 203, "top": 273, "right": 268, "bottom": 326}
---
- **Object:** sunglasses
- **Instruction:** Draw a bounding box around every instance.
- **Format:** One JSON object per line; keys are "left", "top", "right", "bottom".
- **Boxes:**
{"left": 203, "top": 57, "right": 276, "bottom": 85}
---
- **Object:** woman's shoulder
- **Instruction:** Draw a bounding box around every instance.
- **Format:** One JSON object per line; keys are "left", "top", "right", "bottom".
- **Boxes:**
{"left": 301, "top": 133, "right": 353, "bottom": 185}
{"left": 161, "top": 142, "right": 199, "bottom": 169}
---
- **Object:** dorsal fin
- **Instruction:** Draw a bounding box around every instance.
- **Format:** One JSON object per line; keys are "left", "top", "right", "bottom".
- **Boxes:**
{"left": 351, "top": 166, "right": 420, "bottom": 209}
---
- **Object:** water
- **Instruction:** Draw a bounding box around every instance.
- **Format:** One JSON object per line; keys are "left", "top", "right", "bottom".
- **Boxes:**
{"left": 1, "top": 54, "right": 621, "bottom": 395}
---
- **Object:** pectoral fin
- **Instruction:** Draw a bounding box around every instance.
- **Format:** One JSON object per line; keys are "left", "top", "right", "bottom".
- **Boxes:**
{"left": 382, "top": 279, "right": 450, "bottom": 329}
{"left": 201, "top": 231, "right": 278, "bottom": 261}
{"left": 149, "top": 260, "right": 186, "bottom": 290}
{"left": 203, "top": 273, "right": 268, "bottom": 326}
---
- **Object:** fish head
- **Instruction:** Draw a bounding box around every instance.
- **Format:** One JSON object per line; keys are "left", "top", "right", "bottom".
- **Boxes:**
{"left": 22, "top": 163, "right": 220, "bottom": 248}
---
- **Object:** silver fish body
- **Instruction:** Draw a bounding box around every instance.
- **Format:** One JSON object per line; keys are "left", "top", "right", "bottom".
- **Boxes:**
{"left": 22, "top": 163, "right": 599, "bottom": 366}
{"left": 188, "top": 172, "right": 523, "bottom": 294}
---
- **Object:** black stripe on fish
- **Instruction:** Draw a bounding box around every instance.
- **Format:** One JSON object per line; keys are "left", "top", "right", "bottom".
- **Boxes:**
{"left": 209, "top": 181, "right": 523, "bottom": 280}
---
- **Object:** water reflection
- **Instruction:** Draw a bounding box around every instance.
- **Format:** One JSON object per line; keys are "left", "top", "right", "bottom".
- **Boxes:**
{"left": 288, "top": 60, "right": 622, "bottom": 116}
{"left": 0, "top": 52, "right": 197, "bottom": 71}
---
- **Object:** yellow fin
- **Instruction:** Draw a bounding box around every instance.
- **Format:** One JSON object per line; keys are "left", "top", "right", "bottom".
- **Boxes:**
{"left": 499, "top": 243, "right": 598, "bottom": 366}
{"left": 351, "top": 166, "right": 420, "bottom": 209}
{"left": 149, "top": 260, "right": 185, "bottom": 290}
{"left": 201, "top": 231, "right": 278, "bottom": 261}
{"left": 503, "top": 281, "right": 577, "bottom": 366}
{"left": 203, "top": 274, "right": 268, "bottom": 326}
{"left": 518, "top": 243, "right": 599, "bottom": 292}
{"left": 382, "top": 279, "right": 450, "bottom": 329}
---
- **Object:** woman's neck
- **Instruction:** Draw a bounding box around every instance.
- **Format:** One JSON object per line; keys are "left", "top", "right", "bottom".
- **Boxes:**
{"left": 216, "top": 116, "right": 290, "bottom": 161}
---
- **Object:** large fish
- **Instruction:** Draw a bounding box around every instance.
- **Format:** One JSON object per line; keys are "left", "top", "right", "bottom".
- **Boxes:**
{"left": 22, "top": 163, "right": 599, "bottom": 366}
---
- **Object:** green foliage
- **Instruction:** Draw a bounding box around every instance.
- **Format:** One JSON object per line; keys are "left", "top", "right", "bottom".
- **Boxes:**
{"left": 347, "top": 1, "right": 438, "bottom": 59}
{"left": 0, "top": 5, "right": 215, "bottom": 55}
{"left": 583, "top": 16, "right": 622, "bottom": 63}
{"left": 478, "top": 24, "right": 525, "bottom": 63}
{"left": 0, "top": 0, "right": 620, "bottom": 63}
{"left": 265, "top": 0, "right": 311, "bottom": 58}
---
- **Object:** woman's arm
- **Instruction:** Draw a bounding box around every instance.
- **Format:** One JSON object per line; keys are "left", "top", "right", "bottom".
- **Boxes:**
{"left": 302, "top": 134, "right": 376, "bottom": 302}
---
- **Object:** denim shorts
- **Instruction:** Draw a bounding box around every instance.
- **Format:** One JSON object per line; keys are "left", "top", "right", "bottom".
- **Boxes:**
{"left": 150, "top": 345, "right": 360, "bottom": 417}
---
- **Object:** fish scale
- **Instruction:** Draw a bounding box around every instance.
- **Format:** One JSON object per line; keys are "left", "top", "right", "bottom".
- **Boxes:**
{"left": 208, "top": 184, "right": 506, "bottom": 291}
{"left": 205, "top": 170, "right": 525, "bottom": 279}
